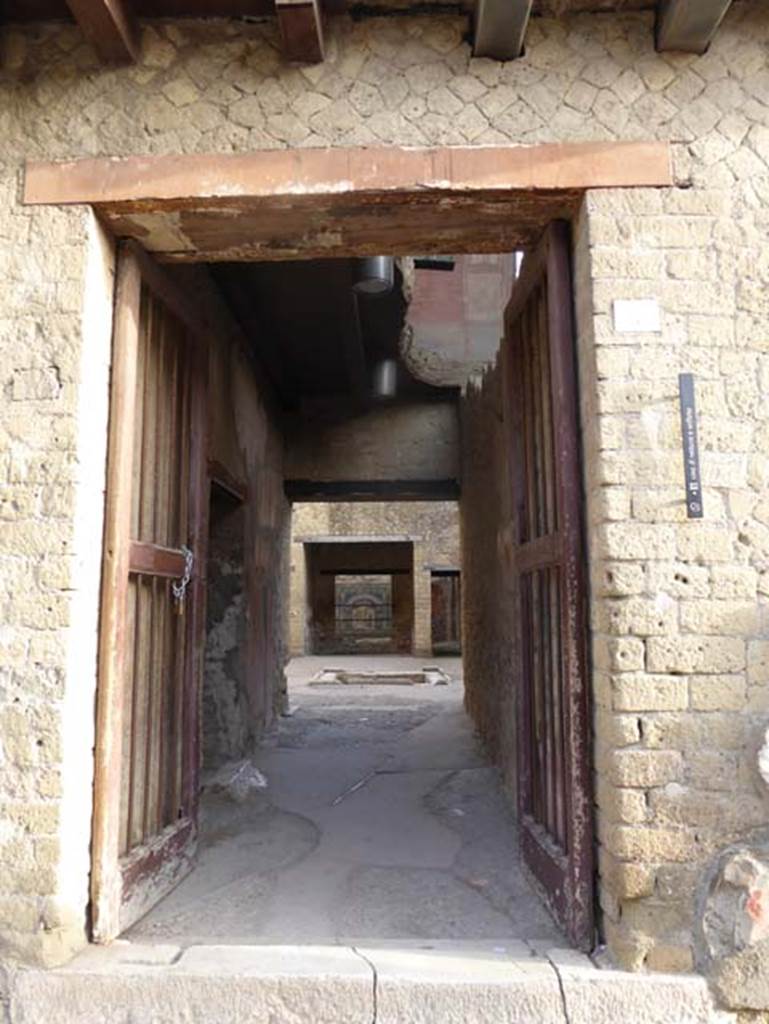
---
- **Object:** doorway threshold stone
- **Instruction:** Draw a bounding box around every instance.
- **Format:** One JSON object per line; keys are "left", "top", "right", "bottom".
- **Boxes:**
{"left": 5, "top": 940, "right": 735, "bottom": 1024}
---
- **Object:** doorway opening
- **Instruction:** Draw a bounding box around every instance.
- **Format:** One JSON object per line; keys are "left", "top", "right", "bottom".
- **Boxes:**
{"left": 304, "top": 541, "right": 415, "bottom": 655}
{"left": 431, "top": 570, "right": 462, "bottom": 656}
{"left": 91, "top": 220, "right": 593, "bottom": 951}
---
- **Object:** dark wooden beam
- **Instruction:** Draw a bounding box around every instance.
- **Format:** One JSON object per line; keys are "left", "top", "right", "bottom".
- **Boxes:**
{"left": 285, "top": 479, "right": 461, "bottom": 502}
{"left": 656, "top": 0, "right": 733, "bottom": 54}
{"left": 472, "top": 0, "right": 532, "bottom": 60}
{"left": 275, "top": 0, "right": 324, "bottom": 64}
{"left": 64, "top": 0, "right": 140, "bottom": 62}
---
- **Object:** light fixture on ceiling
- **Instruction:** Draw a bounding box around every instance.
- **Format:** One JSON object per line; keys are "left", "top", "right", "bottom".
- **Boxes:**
{"left": 372, "top": 359, "right": 397, "bottom": 399}
{"left": 352, "top": 256, "right": 394, "bottom": 296}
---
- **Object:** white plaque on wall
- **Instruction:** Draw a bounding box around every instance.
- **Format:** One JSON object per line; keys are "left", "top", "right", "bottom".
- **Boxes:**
{"left": 612, "top": 298, "right": 661, "bottom": 334}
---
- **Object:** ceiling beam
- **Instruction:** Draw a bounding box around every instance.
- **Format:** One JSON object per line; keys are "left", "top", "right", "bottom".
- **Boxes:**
{"left": 275, "top": 0, "right": 324, "bottom": 64}
{"left": 472, "top": 0, "right": 532, "bottom": 60}
{"left": 285, "top": 479, "right": 461, "bottom": 502}
{"left": 656, "top": 0, "right": 733, "bottom": 54}
{"left": 64, "top": 0, "right": 140, "bottom": 62}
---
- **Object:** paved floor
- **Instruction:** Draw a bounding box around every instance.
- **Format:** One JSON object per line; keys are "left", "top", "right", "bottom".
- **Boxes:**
{"left": 128, "top": 656, "right": 562, "bottom": 946}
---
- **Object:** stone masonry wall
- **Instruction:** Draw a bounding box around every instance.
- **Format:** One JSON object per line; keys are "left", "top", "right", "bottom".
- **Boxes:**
{"left": 1, "top": 2, "right": 769, "bottom": 988}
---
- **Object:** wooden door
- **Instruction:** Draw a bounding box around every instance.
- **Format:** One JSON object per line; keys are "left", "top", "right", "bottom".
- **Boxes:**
{"left": 502, "top": 222, "right": 593, "bottom": 949}
{"left": 91, "top": 244, "right": 208, "bottom": 942}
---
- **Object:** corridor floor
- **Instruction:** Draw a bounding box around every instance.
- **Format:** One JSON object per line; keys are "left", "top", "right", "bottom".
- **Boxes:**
{"left": 128, "top": 656, "right": 563, "bottom": 946}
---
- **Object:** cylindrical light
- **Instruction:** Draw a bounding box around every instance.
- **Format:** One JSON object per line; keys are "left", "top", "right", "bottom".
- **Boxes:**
{"left": 372, "top": 359, "right": 397, "bottom": 398}
{"left": 353, "top": 256, "right": 394, "bottom": 296}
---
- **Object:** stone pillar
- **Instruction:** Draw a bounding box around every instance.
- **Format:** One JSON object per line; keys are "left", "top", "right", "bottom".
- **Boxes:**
{"left": 412, "top": 541, "right": 432, "bottom": 657}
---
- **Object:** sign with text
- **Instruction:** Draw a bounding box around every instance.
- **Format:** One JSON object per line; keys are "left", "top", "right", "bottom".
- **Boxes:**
{"left": 679, "top": 373, "right": 703, "bottom": 519}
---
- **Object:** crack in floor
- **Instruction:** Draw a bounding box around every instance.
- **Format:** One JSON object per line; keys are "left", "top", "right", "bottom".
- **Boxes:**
{"left": 547, "top": 957, "right": 572, "bottom": 1024}
{"left": 351, "top": 946, "right": 378, "bottom": 1024}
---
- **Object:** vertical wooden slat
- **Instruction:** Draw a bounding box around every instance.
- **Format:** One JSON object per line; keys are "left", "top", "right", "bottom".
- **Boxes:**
{"left": 182, "top": 342, "right": 209, "bottom": 818}
{"left": 129, "top": 575, "right": 151, "bottom": 847}
{"left": 521, "top": 311, "right": 536, "bottom": 544}
{"left": 146, "top": 311, "right": 171, "bottom": 837}
{"left": 546, "top": 220, "right": 592, "bottom": 940}
{"left": 91, "top": 246, "right": 143, "bottom": 943}
{"left": 551, "top": 566, "right": 566, "bottom": 847}
{"left": 118, "top": 580, "right": 137, "bottom": 856}
{"left": 531, "top": 289, "right": 546, "bottom": 539}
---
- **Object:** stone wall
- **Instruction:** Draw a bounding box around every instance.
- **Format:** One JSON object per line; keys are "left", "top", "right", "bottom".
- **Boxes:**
{"left": 290, "top": 502, "right": 460, "bottom": 657}
{"left": 1, "top": 2, "right": 769, "bottom": 992}
{"left": 285, "top": 401, "right": 460, "bottom": 489}
{"left": 460, "top": 362, "right": 519, "bottom": 796}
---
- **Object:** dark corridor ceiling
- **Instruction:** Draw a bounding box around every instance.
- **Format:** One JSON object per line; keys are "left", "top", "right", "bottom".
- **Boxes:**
{"left": 211, "top": 258, "right": 455, "bottom": 415}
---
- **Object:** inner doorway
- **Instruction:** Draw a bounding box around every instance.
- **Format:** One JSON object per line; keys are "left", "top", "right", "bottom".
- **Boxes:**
{"left": 92, "top": 223, "right": 593, "bottom": 950}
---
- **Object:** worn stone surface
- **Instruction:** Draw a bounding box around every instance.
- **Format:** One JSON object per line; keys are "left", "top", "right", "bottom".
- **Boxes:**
{"left": 10, "top": 945, "right": 374, "bottom": 1024}
{"left": 127, "top": 656, "right": 560, "bottom": 946}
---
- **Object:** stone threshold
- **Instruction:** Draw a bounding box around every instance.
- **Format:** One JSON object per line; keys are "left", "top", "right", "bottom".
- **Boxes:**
{"left": 2, "top": 939, "right": 734, "bottom": 1024}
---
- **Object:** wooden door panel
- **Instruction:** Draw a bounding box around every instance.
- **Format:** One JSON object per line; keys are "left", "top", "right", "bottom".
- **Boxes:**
{"left": 92, "top": 244, "right": 208, "bottom": 942}
{"left": 502, "top": 222, "right": 593, "bottom": 950}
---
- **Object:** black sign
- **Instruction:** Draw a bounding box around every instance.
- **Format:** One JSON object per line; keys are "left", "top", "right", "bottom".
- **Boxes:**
{"left": 679, "top": 373, "right": 703, "bottom": 519}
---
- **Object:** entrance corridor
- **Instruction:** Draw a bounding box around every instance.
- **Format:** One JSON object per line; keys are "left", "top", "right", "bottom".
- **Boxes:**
{"left": 128, "top": 656, "right": 561, "bottom": 946}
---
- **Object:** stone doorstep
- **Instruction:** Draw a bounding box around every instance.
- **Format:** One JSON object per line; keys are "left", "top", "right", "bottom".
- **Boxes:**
{"left": 4, "top": 940, "right": 736, "bottom": 1024}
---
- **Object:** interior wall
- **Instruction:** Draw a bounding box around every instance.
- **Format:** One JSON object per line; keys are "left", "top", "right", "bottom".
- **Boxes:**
{"left": 202, "top": 488, "right": 249, "bottom": 770}
{"left": 173, "top": 266, "right": 291, "bottom": 752}
{"left": 285, "top": 402, "right": 459, "bottom": 488}
{"left": 460, "top": 361, "right": 519, "bottom": 797}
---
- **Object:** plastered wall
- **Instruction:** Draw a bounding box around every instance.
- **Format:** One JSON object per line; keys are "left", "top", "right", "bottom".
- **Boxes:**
{"left": 0, "top": 5, "right": 769, "bottom": 996}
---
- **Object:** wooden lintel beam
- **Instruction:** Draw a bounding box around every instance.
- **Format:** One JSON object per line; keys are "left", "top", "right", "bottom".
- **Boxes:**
{"left": 275, "top": 0, "right": 324, "bottom": 64}
{"left": 65, "top": 0, "right": 140, "bottom": 63}
{"left": 656, "top": 0, "right": 733, "bottom": 54}
{"left": 473, "top": 0, "right": 532, "bottom": 61}
{"left": 285, "top": 479, "right": 461, "bottom": 502}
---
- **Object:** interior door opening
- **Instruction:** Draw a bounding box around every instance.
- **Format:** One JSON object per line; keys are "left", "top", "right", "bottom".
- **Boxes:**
{"left": 93, "top": 230, "right": 593, "bottom": 952}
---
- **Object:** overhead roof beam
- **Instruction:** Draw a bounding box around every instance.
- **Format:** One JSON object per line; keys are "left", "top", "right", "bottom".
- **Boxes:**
{"left": 656, "top": 0, "right": 733, "bottom": 54}
{"left": 275, "top": 0, "right": 324, "bottom": 64}
{"left": 64, "top": 0, "right": 140, "bottom": 63}
{"left": 472, "top": 0, "right": 532, "bottom": 61}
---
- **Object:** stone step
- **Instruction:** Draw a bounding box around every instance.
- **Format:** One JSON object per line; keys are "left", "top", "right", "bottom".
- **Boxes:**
{"left": 4, "top": 941, "right": 735, "bottom": 1024}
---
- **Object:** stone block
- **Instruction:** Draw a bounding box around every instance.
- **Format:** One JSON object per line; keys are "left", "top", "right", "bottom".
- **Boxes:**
{"left": 10, "top": 945, "right": 375, "bottom": 1024}
{"left": 359, "top": 945, "right": 564, "bottom": 1024}
{"left": 604, "top": 824, "right": 695, "bottom": 862}
{"left": 608, "top": 749, "right": 683, "bottom": 788}
{"left": 646, "top": 636, "right": 745, "bottom": 674}
{"left": 612, "top": 673, "right": 689, "bottom": 712}
{"left": 689, "top": 674, "right": 746, "bottom": 711}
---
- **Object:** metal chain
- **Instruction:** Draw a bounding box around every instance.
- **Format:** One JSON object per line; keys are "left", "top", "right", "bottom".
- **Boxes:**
{"left": 171, "top": 545, "right": 194, "bottom": 604}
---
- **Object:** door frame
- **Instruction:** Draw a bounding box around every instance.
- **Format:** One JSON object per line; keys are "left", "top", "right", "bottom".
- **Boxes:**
{"left": 24, "top": 144, "right": 656, "bottom": 947}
